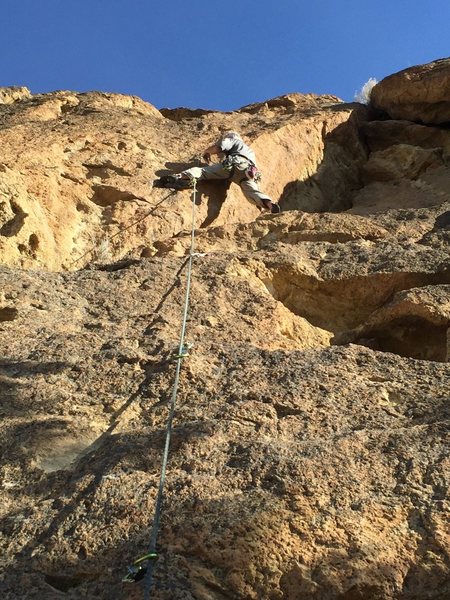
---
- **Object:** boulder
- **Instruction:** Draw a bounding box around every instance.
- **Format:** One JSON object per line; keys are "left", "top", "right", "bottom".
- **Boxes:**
{"left": 0, "top": 86, "right": 31, "bottom": 104}
{"left": 370, "top": 58, "right": 450, "bottom": 124}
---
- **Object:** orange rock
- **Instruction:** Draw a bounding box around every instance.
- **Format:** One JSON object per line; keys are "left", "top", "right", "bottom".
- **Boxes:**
{"left": 371, "top": 58, "right": 450, "bottom": 124}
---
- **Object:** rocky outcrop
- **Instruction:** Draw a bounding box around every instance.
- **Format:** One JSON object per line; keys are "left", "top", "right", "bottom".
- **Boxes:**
{"left": 337, "top": 284, "right": 450, "bottom": 361}
{"left": 0, "top": 86, "right": 31, "bottom": 104}
{"left": 1, "top": 60, "right": 450, "bottom": 600}
{"left": 0, "top": 89, "right": 366, "bottom": 271}
{"left": 370, "top": 58, "right": 450, "bottom": 124}
{"left": 351, "top": 69, "right": 450, "bottom": 215}
{"left": 361, "top": 144, "right": 443, "bottom": 183}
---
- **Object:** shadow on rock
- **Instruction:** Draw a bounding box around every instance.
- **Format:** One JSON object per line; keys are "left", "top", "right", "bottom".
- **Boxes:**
{"left": 279, "top": 110, "right": 368, "bottom": 213}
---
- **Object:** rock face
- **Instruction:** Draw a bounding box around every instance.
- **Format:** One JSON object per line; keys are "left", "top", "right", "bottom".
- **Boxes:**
{"left": 0, "top": 86, "right": 31, "bottom": 104}
{"left": 0, "top": 89, "right": 365, "bottom": 271}
{"left": 351, "top": 119, "right": 450, "bottom": 215}
{"left": 370, "top": 58, "right": 450, "bottom": 124}
{"left": 0, "top": 61, "right": 450, "bottom": 600}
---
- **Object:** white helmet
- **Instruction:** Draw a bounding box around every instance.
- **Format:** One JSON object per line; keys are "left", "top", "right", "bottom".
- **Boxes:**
{"left": 223, "top": 130, "right": 241, "bottom": 140}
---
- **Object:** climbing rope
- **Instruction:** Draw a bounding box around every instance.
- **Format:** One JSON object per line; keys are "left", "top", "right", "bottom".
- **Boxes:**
{"left": 123, "top": 180, "right": 198, "bottom": 598}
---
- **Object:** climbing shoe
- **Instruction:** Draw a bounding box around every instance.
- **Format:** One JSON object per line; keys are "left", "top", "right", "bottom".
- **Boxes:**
{"left": 153, "top": 175, "right": 193, "bottom": 190}
{"left": 271, "top": 203, "right": 282, "bottom": 214}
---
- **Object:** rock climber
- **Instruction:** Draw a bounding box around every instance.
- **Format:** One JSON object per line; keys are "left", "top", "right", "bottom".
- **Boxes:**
{"left": 155, "top": 131, "right": 281, "bottom": 213}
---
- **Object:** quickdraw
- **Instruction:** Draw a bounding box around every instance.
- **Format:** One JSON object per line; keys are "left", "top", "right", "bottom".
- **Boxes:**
{"left": 173, "top": 342, "right": 193, "bottom": 360}
{"left": 122, "top": 553, "right": 158, "bottom": 583}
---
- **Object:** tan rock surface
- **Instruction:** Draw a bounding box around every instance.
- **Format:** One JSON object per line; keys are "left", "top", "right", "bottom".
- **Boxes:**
{"left": 352, "top": 102, "right": 450, "bottom": 216}
{"left": 349, "top": 180, "right": 449, "bottom": 214}
{"left": 1, "top": 240, "right": 449, "bottom": 599}
{"left": 361, "top": 144, "right": 443, "bottom": 183}
{"left": 153, "top": 211, "right": 390, "bottom": 257}
{"left": 337, "top": 284, "right": 450, "bottom": 361}
{"left": 0, "top": 86, "right": 31, "bottom": 104}
{"left": 361, "top": 120, "right": 450, "bottom": 158}
{"left": 1, "top": 65, "right": 450, "bottom": 600}
{"left": 0, "top": 90, "right": 365, "bottom": 271}
{"left": 371, "top": 57, "right": 450, "bottom": 124}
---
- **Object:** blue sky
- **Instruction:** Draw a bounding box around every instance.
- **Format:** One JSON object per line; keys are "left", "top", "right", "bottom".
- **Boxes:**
{"left": 2, "top": 0, "right": 449, "bottom": 111}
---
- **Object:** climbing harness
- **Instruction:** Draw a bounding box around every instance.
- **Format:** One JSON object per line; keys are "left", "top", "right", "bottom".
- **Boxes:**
{"left": 222, "top": 155, "right": 262, "bottom": 183}
{"left": 221, "top": 155, "right": 235, "bottom": 172}
{"left": 123, "top": 180, "right": 199, "bottom": 599}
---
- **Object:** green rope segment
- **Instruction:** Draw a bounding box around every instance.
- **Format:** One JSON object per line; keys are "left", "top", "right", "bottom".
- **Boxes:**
{"left": 141, "top": 180, "right": 198, "bottom": 599}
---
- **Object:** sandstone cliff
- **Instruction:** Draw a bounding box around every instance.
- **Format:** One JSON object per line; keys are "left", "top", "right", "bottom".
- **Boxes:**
{"left": 0, "top": 59, "right": 449, "bottom": 600}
